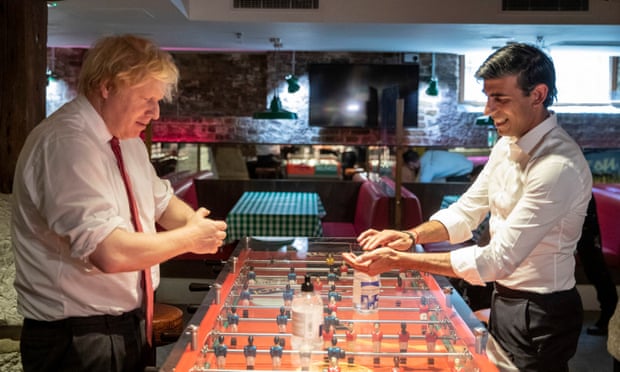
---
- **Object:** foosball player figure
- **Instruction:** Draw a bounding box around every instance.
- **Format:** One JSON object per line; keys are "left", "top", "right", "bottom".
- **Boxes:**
{"left": 327, "top": 335, "right": 345, "bottom": 365}
{"left": 339, "top": 261, "right": 348, "bottom": 277}
{"left": 247, "top": 266, "right": 256, "bottom": 285}
{"left": 326, "top": 252, "right": 335, "bottom": 267}
{"left": 425, "top": 329, "right": 438, "bottom": 365}
{"left": 283, "top": 283, "right": 294, "bottom": 306}
{"left": 243, "top": 335, "right": 257, "bottom": 370}
{"left": 227, "top": 306, "right": 239, "bottom": 346}
{"left": 345, "top": 322, "right": 356, "bottom": 364}
{"left": 327, "top": 297, "right": 338, "bottom": 317}
{"left": 398, "top": 322, "right": 410, "bottom": 365}
{"left": 239, "top": 283, "right": 252, "bottom": 318}
{"left": 420, "top": 311, "right": 428, "bottom": 335}
{"left": 214, "top": 335, "right": 228, "bottom": 369}
{"left": 288, "top": 267, "right": 297, "bottom": 286}
{"left": 392, "top": 356, "right": 403, "bottom": 372}
{"left": 371, "top": 322, "right": 383, "bottom": 365}
{"left": 313, "top": 275, "right": 323, "bottom": 293}
{"left": 282, "top": 284, "right": 294, "bottom": 317}
{"left": 323, "top": 307, "right": 339, "bottom": 331}
{"left": 327, "top": 267, "right": 337, "bottom": 287}
{"left": 270, "top": 336, "right": 284, "bottom": 369}
{"left": 327, "top": 284, "right": 342, "bottom": 303}
{"left": 322, "top": 324, "right": 336, "bottom": 352}
{"left": 419, "top": 295, "right": 430, "bottom": 313}
{"left": 328, "top": 356, "right": 341, "bottom": 372}
{"left": 276, "top": 306, "right": 288, "bottom": 333}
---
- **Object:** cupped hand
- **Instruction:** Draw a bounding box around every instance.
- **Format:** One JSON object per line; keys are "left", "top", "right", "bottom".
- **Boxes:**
{"left": 342, "top": 247, "right": 401, "bottom": 276}
{"left": 189, "top": 208, "right": 227, "bottom": 254}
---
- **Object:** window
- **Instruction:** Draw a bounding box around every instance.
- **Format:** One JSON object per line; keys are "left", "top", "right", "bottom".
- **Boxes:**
{"left": 461, "top": 50, "right": 615, "bottom": 106}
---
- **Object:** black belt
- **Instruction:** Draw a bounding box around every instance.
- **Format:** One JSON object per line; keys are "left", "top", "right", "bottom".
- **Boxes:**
{"left": 494, "top": 282, "right": 576, "bottom": 301}
{"left": 24, "top": 308, "right": 143, "bottom": 330}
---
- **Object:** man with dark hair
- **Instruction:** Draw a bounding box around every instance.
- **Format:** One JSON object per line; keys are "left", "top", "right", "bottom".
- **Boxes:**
{"left": 345, "top": 43, "right": 592, "bottom": 371}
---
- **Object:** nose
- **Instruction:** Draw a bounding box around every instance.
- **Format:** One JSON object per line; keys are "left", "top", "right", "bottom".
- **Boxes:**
{"left": 483, "top": 99, "right": 495, "bottom": 117}
{"left": 148, "top": 101, "right": 160, "bottom": 120}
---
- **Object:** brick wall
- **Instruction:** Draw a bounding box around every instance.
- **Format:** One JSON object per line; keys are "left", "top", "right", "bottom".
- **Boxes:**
{"left": 46, "top": 48, "right": 620, "bottom": 148}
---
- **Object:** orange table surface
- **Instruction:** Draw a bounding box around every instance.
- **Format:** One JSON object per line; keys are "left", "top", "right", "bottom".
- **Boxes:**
{"left": 161, "top": 238, "right": 499, "bottom": 372}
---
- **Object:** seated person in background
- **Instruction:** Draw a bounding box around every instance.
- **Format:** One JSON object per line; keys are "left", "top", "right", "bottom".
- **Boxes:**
{"left": 401, "top": 149, "right": 474, "bottom": 183}
{"left": 256, "top": 144, "right": 282, "bottom": 167}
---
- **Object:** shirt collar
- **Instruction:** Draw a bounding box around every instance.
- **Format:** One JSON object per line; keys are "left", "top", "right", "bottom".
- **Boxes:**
{"left": 74, "top": 95, "right": 115, "bottom": 145}
{"left": 506, "top": 112, "right": 557, "bottom": 168}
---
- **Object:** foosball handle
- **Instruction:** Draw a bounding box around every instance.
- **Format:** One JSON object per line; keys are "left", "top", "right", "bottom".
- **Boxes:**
{"left": 189, "top": 282, "right": 212, "bottom": 292}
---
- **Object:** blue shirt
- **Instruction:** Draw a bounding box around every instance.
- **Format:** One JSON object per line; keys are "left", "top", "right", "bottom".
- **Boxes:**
{"left": 419, "top": 150, "right": 474, "bottom": 182}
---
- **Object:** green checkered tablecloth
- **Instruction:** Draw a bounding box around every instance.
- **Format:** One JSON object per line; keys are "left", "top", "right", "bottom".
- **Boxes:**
{"left": 226, "top": 192, "right": 324, "bottom": 240}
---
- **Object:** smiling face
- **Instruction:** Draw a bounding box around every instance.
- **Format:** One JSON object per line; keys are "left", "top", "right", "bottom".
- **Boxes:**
{"left": 482, "top": 75, "right": 549, "bottom": 139}
{"left": 97, "top": 77, "right": 166, "bottom": 139}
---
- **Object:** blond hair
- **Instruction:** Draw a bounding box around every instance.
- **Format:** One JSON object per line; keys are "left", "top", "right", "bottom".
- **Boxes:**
{"left": 77, "top": 34, "right": 179, "bottom": 101}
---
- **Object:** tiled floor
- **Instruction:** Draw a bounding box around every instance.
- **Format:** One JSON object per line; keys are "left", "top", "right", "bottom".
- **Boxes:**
{"left": 157, "top": 310, "right": 615, "bottom": 371}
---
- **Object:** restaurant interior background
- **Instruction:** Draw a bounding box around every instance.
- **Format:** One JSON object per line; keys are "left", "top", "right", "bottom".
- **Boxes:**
{"left": 45, "top": 47, "right": 620, "bottom": 183}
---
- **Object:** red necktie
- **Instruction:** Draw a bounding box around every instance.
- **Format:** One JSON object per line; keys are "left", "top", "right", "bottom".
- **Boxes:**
{"left": 110, "top": 136, "right": 154, "bottom": 347}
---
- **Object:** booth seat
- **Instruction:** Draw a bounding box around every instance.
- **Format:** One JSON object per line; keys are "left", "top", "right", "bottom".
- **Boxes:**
{"left": 379, "top": 177, "right": 424, "bottom": 228}
{"left": 592, "top": 184, "right": 620, "bottom": 268}
{"left": 167, "top": 170, "right": 213, "bottom": 210}
{"left": 322, "top": 181, "right": 390, "bottom": 237}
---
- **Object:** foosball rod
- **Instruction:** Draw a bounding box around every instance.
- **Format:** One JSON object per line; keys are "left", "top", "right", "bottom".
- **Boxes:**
{"left": 215, "top": 331, "right": 457, "bottom": 342}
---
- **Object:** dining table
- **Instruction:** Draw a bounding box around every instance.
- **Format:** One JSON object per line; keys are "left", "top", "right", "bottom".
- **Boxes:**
{"left": 225, "top": 191, "right": 326, "bottom": 241}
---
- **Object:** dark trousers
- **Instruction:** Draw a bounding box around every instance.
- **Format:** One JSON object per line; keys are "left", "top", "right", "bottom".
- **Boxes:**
{"left": 489, "top": 284, "right": 583, "bottom": 372}
{"left": 576, "top": 195, "right": 618, "bottom": 326}
{"left": 20, "top": 309, "right": 148, "bottom": 372}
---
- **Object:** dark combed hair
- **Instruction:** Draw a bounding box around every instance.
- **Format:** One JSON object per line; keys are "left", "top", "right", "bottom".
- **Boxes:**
{"left": 474, "top": 43, "right": 557, "bottom": 107}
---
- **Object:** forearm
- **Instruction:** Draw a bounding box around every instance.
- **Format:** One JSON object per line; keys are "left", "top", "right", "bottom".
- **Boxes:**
{"left": 157, "top": 195, "right": 196, "bottom": 230}
{"left": 91, "top": 226, "right": 201, "bottom": 273}
{"left": 399, "top": 251, "right": 458, "bottom": 278}
{"left": 405, "top": 220, "right": 450, "bottom": 245}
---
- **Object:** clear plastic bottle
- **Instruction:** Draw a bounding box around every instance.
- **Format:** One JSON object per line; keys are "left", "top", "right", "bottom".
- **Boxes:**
{"left": 352, "top": 270, "right": 380, "bottom": 313}
{"left": 291, "top": 275, "right": 324, "bottom": 360}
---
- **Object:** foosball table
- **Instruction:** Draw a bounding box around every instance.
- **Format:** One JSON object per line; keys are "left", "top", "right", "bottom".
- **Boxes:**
{"left": 160, "top": 237, "right": 500, "bottom": 372}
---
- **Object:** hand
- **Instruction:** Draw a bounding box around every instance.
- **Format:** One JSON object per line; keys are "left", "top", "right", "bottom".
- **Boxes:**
{"left": 357, "top": 229, "right": 412, "bottom": 251}
{"left": 188, "top": 208, "right": 227, "bottom": 254}
{"left": 342, "top": 248, "right": 401, "bottom": 276}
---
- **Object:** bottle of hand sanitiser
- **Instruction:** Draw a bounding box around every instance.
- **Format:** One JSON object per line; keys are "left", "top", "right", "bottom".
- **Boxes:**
{"left": 291, "top": 275, "right": 324, "bottom": 364}
{"left": 352, "top": 270, "right": 380, "bottom": 313}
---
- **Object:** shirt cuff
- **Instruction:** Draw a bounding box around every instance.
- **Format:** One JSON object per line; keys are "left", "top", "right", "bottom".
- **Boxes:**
{"left": 430, "top": 209, "right": 474, "bottom": 244}
{"left": 450, "top": 247, "right": 486, "bottom": 286}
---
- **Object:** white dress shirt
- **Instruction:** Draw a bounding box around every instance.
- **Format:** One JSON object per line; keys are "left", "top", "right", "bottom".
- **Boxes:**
{"left": 11, "top": 95, "right": 173, "bottom": 320}
{"left": 432, "top": 113, "right": 592, "bottom": 293}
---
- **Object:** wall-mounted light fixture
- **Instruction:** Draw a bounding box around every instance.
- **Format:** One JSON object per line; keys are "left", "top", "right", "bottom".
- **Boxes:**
{"left": 425, "top": 53, "right": 439, "bottom": 96}
{"left": 253, "top": 37, "right": 298, "bottom": 120}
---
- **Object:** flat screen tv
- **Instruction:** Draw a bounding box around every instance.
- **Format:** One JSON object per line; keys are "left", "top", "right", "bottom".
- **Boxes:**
{"left": 308, "top": 63, "right": 419, "bottom": 128}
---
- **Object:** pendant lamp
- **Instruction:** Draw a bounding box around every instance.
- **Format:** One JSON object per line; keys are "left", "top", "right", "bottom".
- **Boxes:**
{"left": 285, "top": 51, "right": 300, "bottom": 93}
{"left": 253, "top": 38, "right": 298, "bottom": 120}
{"left": 425, "top": 53, "right": 439, "bottom": 96}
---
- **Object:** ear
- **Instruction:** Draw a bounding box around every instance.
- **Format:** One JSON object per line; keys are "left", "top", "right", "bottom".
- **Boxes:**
{"left": 99, "top": 80, "right": 111, "bottom": 99}
{"left": 531, "top": 83, "right": 548, "bottom": 106}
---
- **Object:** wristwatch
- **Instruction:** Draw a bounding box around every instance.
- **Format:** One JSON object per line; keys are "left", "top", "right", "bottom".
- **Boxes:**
{"left": 402, "top": 230, "right": 417, "bottom": 250}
